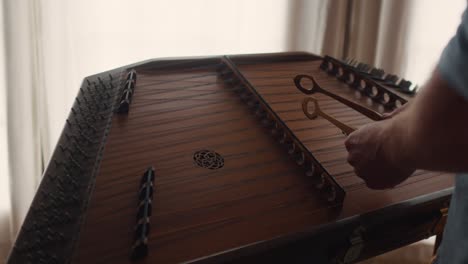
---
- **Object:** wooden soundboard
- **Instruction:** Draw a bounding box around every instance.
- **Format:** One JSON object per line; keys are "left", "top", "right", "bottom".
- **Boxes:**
{"left": 8, "top": 52, "right": 453, "bottom": 264}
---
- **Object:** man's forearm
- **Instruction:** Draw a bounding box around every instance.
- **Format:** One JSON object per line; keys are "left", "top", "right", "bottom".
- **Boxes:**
{"left": 384, "top": 69, "right": 468, "bottom": 172}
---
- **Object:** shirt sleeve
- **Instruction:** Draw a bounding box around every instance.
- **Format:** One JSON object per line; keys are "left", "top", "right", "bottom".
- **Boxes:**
{"left": 438, "top": 9, "right": 468, "bottom": 100}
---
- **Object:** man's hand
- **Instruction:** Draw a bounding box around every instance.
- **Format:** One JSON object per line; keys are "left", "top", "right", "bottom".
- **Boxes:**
{"left": 345, "top": 120, "right": 415, "bottom": 189}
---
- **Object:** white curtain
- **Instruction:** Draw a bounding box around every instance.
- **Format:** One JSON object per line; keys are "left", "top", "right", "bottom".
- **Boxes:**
{"left": 322, "top": 0, "right": 414, "bottom": 75}
{"left": 0, "top": 1, "right": 11, "bottom": 259}
{"left": 3, "top": 0, "right": 43, "bottom": 243}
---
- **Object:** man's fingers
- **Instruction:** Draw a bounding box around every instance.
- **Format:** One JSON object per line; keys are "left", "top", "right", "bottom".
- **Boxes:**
{"left": 345, "top": 131, "right": 359, "bottom": 151}
{"left": 382, "top": 102, "right": 409, "bottom": 119}
{"left": 347, "top": 147, "right": 375, "bottom": 168}
{"left": 344, "top": 137, "right": 353, "bottom": 151}
{"left": 364, "top": 181, "right": 389, "bottom": 190}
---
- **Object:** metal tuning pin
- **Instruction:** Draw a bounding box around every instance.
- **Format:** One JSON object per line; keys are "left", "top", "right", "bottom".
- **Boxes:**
{"left": 131, "top": 166, "right": 155, "bottom": 261}
{"left": 224, "top": 77, "right": 239, "bottom": 86}
{"left": 239, "top": 91, "right": 252, "bottom": 101}
{"left": 261, "top": 117, "right": 274, "bottom": 128}
{"left": 248, "top": 97, "right": 260, "bottom": 108}
{"left": 35, "top": 250, "right": 59, "bottom": 264}
{"left": 315, "top": 172, "right": 327, "bottom": 189}
{"left": 317, "top": 174, "right": 336, "bottom": 203}
{"left": 117, "top": 70, "right": 138, "bottom": 114}
{"left": 253, "top": 104, "right": 265, "bottom": 117}
{"left": 398, "top": 79, "right": 411, "bottom": 90}
{"left": 127, "top": 69, "right": 137, "bottom": 83}
{"left": 279, "top": 131, "right": 290, "bottom": 145}
{"left": 319, "top": 60, "right": 329, "bottom": 71}
{"left": 349, "top": 59, "right": 359, "bottom": 68}
{"left": 270, "top": 122, "right": 281, "bottom": 137}
{"left": 343, "top": 57, "right": 353, "bottom": 65}
{"left": 218, "top": 68, "right": 233, "bottom": 79}
{"left": 397, "top": 78, "right": 417, "bottom": 94}
{"left": 384, "top": 74, "right": 399, "bottom": 85}
{"left": 231, "top": 85, "right": 244, "bottom": 94}
{"left": 327, "top": 185, "right": 337, "bottom": 203}
{"left": 295, "top": 151, "right": 305, "bottom": 165}
{"left": 356, "top": 63, "right": 371, "bottom": 73}
{"left": 287, "top": 142, "right": 296, "bottom": 155}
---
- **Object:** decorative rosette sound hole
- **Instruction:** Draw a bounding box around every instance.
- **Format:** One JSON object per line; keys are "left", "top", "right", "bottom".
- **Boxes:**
{"left": 193, "top": 150, "right": 224, "bottom": 170}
